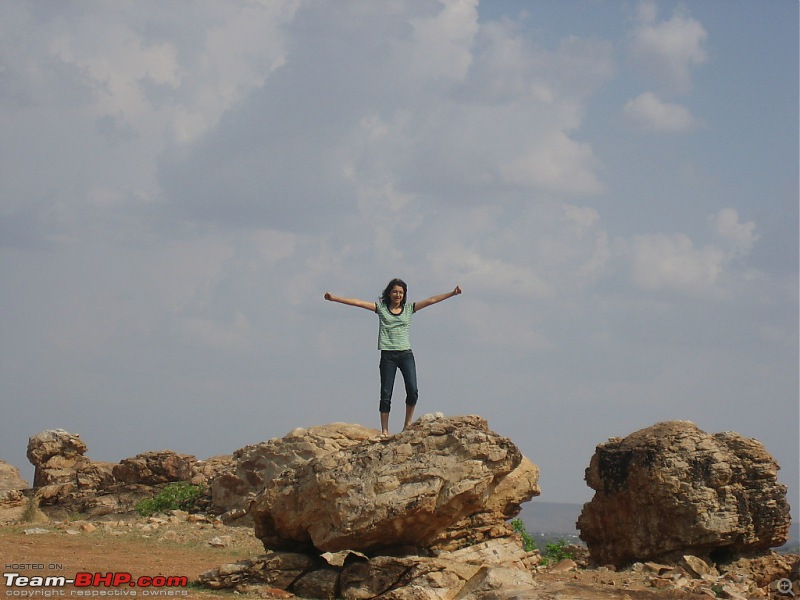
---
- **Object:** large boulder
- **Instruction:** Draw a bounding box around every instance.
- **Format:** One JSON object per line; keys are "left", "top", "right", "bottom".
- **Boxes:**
{"left": 577, "top": 421, "right": 791, "bottom": 567}
{"left": 211, "top": 423, "right": 377, "bottom": 514}
{"left": 27, "top": 429, "right": 90, "bottom": 488}
{"left": 251, "top": 413, "right": 540, "bottom": 554}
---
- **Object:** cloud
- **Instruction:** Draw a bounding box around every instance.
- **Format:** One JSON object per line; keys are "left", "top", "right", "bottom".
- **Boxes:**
{"left": 498, "top": 131, "right": 604, "bottom": 194}
{"left": 629, "top": 0, "right": 707, "bottom": 94}
{"left": 156, "top": 0, "right": 614, "bottom": 239}
{"left": 711, "top": 208, "right": 758, "bottom": 256}
{"left": 628, "top": 232, "right": 725, "bottom": 293}
{"left": 404, "top": 0, "right": 479, "bottom": 82}
{"left": 423, "top": 201, "right": 611, "bottom": 306}
{"left": 623, "top": 91, "right": 703, "bottom": 132}
{"left": 625, "top": 209, "right": 757, "bottom": 294}
{"left": 0, "top": 0, "right": 795, "bottom": 509}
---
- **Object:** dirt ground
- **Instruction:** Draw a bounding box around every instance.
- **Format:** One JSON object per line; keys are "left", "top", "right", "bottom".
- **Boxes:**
{"left": 0, "top": 512, "right": 263, "bottom": 599}
{"left": 0, "top": 511, "right": 791, "bottom": 599}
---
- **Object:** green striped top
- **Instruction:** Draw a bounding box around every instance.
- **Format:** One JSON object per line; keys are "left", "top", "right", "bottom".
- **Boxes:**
{"left": 375, "top": 302, "right": 415, "bottom": 350}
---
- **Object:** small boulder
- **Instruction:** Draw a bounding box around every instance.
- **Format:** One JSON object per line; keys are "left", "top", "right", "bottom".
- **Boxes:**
{"left": 113, "top": 450, "right": 196, "bottom": 484}
{"left": 0, "top": 460, "right": 29, "bottom": 506}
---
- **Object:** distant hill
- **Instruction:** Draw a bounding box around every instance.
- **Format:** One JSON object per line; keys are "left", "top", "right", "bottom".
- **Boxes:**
{"left": 517, "top": 501, "right": 582, "bottom": 535}
{"left": 778, "top": 522, "right": 800, "bottom": 554}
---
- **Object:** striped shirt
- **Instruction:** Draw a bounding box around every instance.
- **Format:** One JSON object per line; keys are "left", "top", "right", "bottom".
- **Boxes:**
{"left": 375, "top": 302, "right": 415, "bottom": 350}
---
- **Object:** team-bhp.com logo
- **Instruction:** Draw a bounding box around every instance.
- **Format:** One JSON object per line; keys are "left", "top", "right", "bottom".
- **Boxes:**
{"left": 4, "top": 572, "right": 188, "bottom": 596}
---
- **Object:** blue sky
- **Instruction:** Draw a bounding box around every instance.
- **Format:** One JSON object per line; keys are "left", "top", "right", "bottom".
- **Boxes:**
{"left": 1, "top": 0, "right": 797, "bottom": 513}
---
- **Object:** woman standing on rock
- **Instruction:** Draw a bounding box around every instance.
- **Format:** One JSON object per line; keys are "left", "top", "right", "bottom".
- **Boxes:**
{"left": 324, "top": 279, "right": 462, "bottom": 436}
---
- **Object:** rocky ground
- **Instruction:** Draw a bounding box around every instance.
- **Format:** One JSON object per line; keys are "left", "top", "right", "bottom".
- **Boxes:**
{"left": 3, "top": 419, "right": 797, "bottom": 598}
{"left": 1, "top": 506, "right": 797, "bottom": 599}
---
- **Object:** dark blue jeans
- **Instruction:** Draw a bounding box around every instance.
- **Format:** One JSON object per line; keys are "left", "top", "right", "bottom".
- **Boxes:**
{"left": 379, "top": 350, "right": 418, "bottom": 413}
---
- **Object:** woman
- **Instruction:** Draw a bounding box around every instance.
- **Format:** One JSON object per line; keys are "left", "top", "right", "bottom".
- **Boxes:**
{"left": 324, "top": 279, "right": 462, "bottom": 435}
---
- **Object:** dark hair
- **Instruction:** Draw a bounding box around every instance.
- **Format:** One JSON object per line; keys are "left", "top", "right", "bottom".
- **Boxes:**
{"left": 381, "top": 278, "right": 408, "bottom": 307}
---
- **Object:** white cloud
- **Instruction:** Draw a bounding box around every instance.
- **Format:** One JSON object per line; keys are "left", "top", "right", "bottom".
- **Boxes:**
{"left": 171, "top": 1, "right": 296, "bottom": 144}
{"left": 0, "top": 0, "right": 795, "bottom": 509}
{"left": 48, "top": 20, "right": 181, "bottom": 125}
{"left": 623, "top": 91, "right": 703, "bottom": 132}
{"left": 499, "top": 131, "right": 604, "bottom": 195}
{"left": 624, "top": 209, "right": 757, "bottom": 297}
{"left": 404, "top": 0, "right": 479, "bottom": 82}
{"left": 711, "top": 208, "right": 758, "bottom": 256}
{"left": 628, "top": 232, "right": 725, "bottom": 293}
{"left": 629, "top": 0, "right": 707, "bottom": 94}
{"left": 422, "top": 201, "right": 611, "bottom": 304}
{"left": 625, "top": 210, "right": 758, "bottom": 294}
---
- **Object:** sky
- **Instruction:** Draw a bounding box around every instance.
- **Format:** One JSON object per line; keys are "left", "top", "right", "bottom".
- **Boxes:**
{"left": 1, "top": 0, "right": 797, "bottom": 515}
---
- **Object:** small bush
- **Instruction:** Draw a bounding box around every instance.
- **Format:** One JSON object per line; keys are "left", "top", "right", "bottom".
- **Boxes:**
{"left": 135, "top": 482, "right": 204, "bottom": 517}
{"left": 510, "top": 518, "right": 537, "bottom": 552}
{"left": 21, "top": 495, "right": 40, "bottom": 523}
{"left": 542, "top": 538, "right": 574, "bottom": 565}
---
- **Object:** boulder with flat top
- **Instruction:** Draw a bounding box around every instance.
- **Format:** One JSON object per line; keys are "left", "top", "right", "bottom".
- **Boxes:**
{"left": 250, "top": 413, "right": 540, "bottom": 554}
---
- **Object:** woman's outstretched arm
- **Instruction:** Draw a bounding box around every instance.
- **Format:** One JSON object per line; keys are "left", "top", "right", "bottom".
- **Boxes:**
{"left": 324, "top": 292, "right": 377, "bottom": 311}
{"left": 414, "top": 286, "right": 462, "bottom": 312}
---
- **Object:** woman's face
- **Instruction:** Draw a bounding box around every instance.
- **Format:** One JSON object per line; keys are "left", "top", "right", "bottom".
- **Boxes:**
{"left": 390, "top": 285, "right": 405, "bottom": 305}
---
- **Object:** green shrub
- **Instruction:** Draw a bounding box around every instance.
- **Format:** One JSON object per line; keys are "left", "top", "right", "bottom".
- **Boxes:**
{"left": 135, "top": 482, "right": 204, "bottom": 517}
{"left": 542, "top": 538, "right": 574, "bottom": 565}
{"left": 510, "top": 518, "right": 537, "bottom": 552}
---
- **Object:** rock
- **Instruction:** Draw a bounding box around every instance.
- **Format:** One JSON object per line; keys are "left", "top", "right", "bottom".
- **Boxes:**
{"left": 341, "top": 555, "right": 486, "bottom": 599}
{"left": 211, "top": 423, "right": 377, "bottom": 513}
{"left": 190, "top": 455, "right": 233, "bottom": 487}
{"left": 207, "top": 536, "right": 231, "bottom": 548}
{"left": 0, "top": 460, "right": 29, "bottom": 506}
{"left": 449, "top": 566, "right": 538, "bottom": 600}
{"left": 24, "top": 429, "right": 225, "bottom": 517}
{"left": 681, "top": 554, "right": 716, "bottom": 578}
{"left": 291, "top": 567, "right": 339, "bottom": 599}
{"left": 438, "top": 537, "right": 538, "bottom": 572}
{"left": 27, "top": 429, "right": 87, "bottom": 467}
{"left": 198, "top": 553, "right": 321, "bottom": 590}
{"left": 199, "top": 551, "right": 536, "bottom": 600}
{"left": 550, "top": 558, "right": 578, "bottom": 573}
{"left": 426, "top": 456, "right": 540, "bottom": 552}
{"left": 27, "top": 430, "right": 91, "bottom": 488}
{"left": 113, "top": 450, "right": 196, "bottom": 484}
{"left": 719, "top": 551, "right": 799, "bottom": 589}
{"left": 76, "top": 462, "right": 116, "bottom": 490}
{"left": 577, "top": 421, "right": 791, "bottom": 567}
{"left": 251, "top": 414, "right": 536, "bottom": 554}
{"left": 26, "top": 430, "right": 94, "bottom": 504}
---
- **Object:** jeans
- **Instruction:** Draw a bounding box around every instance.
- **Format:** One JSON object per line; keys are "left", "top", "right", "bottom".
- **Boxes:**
{"left": 379, "top": 350, "right": 418, "bottom": 413}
